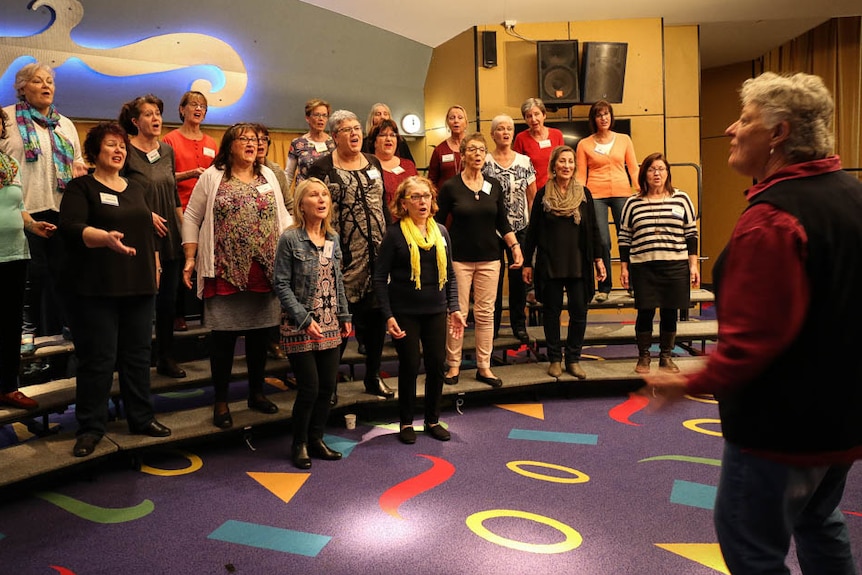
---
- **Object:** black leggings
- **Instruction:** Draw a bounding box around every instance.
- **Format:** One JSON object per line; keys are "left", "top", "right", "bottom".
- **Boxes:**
{"left": 289, "top": 347, "right": 340, "bottom": 444}
{"left": 209, "top": 328, "right": 269, "bottom": 403}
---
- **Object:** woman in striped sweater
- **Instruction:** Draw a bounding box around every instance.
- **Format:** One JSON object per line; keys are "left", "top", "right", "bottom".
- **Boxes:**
{"left": 618, "top": 152, "right": 699, "bottom": 374}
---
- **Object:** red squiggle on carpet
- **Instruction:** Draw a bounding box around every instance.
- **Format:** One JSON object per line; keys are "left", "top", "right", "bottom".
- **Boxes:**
{"left": 379, "top": 454, "right": 455, "bottom": 520}
{"left": 50, "top": 567, "right": 77, "bottom": 575}
{"left": 608, "top": 393, "right": 649, "bottom": 426}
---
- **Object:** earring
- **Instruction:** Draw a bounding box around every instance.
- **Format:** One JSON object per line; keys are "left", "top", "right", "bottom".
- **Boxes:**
{"left": 769, "top": 147, "right": 774, "bottom": 156}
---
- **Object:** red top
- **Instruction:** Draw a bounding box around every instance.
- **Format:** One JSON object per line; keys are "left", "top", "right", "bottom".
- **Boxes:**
{"left": 513, "top": 127, "right": 564, "bottom": 190}
{"left": 163, "top": 129, "right": 218, "bottom": 209}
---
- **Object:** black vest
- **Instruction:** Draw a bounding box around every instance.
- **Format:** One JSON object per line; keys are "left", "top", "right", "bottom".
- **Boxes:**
{"left": 713, "top": 169, "right": 862, "bottom": 452}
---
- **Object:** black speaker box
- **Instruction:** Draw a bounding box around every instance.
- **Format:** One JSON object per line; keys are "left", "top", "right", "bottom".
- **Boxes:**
{"left": 581, "top": 42, "right": 628, "bottom": 103}
{"left": 536, "top": 40, "right": 580, "bottom": 107}
{"left": 482, "top": 31, "right": 497, "bottom": 68}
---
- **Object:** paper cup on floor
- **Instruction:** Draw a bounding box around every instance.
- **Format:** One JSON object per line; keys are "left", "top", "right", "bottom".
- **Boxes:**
{"left": 345, "top": 414, "right": 357, "bottom": 430}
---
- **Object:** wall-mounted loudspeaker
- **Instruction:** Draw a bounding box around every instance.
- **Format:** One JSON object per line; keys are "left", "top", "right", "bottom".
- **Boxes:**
{"left": 482, "top": 31, "right": 497, "bottom": 68}
{"left": 536, "top": 40, "right": 580, "bottom": 108}
{"left": 581, "top": 42, "right": 628, "bottom": 103}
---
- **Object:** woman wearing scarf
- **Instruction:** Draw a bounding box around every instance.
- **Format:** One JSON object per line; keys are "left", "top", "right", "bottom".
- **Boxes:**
{"left": 0, "top": 63, "right": 87, "bottom": 350}
{"left": 374, "top": 176, "right": 465, "bottom": 444}
{"left": 522, "top": 146, "right": 606, "bottom": 380}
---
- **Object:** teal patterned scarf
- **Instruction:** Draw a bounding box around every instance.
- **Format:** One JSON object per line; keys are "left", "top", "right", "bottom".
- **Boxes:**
{"left": 15, "top": 100, "right": 74, "bottom": 191}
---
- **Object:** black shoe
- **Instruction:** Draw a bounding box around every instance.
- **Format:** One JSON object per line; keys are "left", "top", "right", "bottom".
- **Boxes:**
{"left": 513, "top": 326, "right": 530, "bottom": 343}
{"left": 248, "top": 395, "right": 278, "bottom": 414}
{"left": 425, "top": 423, "right": 451, "bottom": 441}
{"left": 213, "top": 406, "right": 233, "bottom": 429}
{"left": 135, "top": 419, "right": 172, "bottom": 437}
{"left": 156, "top": 358, "right": 186, "bottom": 378}
{"left": 476, "top": 372, "right": 503, "bottom": 388}
{"left": 357, "top": 343, "right": 367, "bottom": 355}
{"left": 330, "top": 390, "right": 338, "bottom": 407}
{"left": 267, "top": 342, "right": 286, "bottom": 360}
{"left": 73, "top": 434, "right": 101, "bottom": 457}
{"left": 291, "top": 443, "right": 312, "bottom": 469}
{"left": 444, "top": 373, "right": 459, "bottom": 386}
{"left": 398, "top": 426, "right": 416, "bottom": 444}
{"left": 308, "top": 438, "right": 342, "bottom": 460}
{"left": 365, "top": 377, "right": 394, "bottom": 398}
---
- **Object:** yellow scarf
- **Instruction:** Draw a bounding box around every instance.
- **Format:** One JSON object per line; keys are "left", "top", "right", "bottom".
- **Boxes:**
{"left": 400, "top": 217, "right": 447, "bottom": 291}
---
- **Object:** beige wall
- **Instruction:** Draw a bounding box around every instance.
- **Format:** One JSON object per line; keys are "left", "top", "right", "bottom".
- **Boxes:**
{"left": 424, "top": 18, "right": 702, "bottom": 285}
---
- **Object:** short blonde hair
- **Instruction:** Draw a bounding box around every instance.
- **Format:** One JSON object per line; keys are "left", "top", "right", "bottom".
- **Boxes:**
{"left": 292, "top": 177, "right": 334, "bottom": 235}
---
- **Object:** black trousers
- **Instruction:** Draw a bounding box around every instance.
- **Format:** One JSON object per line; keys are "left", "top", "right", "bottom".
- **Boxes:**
{"left": 0, "top": 260, "right": 26, "bottom": 393}
{"left": 289, "top": 346, "right": 340, "bottom": 444}
{"left": 70, "top": 294, "right": 156, "bottom": 437}
{"left": 340, "top": 292, "right": 386, "bottom": 384}
{"left": 541, "top": 277, "right": 588, "bottom": 363}
{"left": 392, "top": 311, "right": 447, "bottom": 426}
{"left": 495, "top": 230, "right": 527, "bottom": 335}
{"left": 154, "top": 258, "right": 182, "bottom": 362}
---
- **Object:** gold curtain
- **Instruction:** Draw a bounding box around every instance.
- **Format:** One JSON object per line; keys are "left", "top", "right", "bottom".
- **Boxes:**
{"left": 761, "top": 16, "right": 862, "bottom": 174}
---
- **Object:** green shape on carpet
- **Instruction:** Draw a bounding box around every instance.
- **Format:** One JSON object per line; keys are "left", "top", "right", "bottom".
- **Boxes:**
{"left": 35, "top": 491, "right": 155, "bottom": 523}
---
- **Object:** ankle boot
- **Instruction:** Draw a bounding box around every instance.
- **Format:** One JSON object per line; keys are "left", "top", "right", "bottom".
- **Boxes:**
{"left": 635, "top": 332, "right": 652, "bottom": 374}
{"left": 659, "top": 331, "right": 679, "bottom": 373}
{"left": 291, "top": 443, "right": 311, "bottom": 469}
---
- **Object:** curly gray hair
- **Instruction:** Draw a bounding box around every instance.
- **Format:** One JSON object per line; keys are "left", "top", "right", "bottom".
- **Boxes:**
{"left": 740, "top": 72, "right": 834, "bottom": 162}
{"left": 327, "top": 109, "right": 360, "bottom": 135}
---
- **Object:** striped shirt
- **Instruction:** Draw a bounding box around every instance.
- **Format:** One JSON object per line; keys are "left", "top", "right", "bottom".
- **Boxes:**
{"left": 618, "top": 189, "right": 698, "bottom": 264}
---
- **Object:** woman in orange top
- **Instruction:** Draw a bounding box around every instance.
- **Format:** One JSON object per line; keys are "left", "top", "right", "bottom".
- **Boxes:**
{"left": 575, "top": 100, "right": 638, "bottom": 302}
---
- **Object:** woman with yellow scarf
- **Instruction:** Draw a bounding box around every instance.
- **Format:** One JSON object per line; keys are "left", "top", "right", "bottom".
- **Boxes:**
{"left": 374, "top": 176, "right": 466, "bottom": 444}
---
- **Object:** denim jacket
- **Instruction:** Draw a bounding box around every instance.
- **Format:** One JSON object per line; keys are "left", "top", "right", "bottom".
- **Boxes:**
{"left": 273, "top": 227, "right": 351, "bottom": 330}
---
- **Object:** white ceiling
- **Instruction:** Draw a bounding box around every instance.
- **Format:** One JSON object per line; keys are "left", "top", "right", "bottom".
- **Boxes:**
{"left": 299, "top": 0, "right": 861, "bottom": 69}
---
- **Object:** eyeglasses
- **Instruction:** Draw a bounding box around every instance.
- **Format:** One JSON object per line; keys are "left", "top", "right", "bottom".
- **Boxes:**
{"left": 337, "top": 126, "right": 363, "bottom": 135}
{"left": 647, "top": 166, "right": 667, "bottom": 173}
{"left": 309, "top": 113, "right": 328, "bottom": 119}
{"left": 186, "top": 103, "right": 207, "bottom": 110}
{"left": 465, "top": 146, "right": 486, "bottom": 154}
{"left": 407, "top": 193, "right": 432, "bottom": 202}
{"left": 377, "top": 132, "right": 397, "bottom": 139}
{"left": 257, "top": 137, "right": 270, "bottom": 145}
{"left": 237, "top": 136, "right": 260, "bottom": 144}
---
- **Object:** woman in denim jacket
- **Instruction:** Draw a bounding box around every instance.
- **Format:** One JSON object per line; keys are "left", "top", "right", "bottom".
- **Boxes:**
{"left": 274, "top": 177, "right": 352, "bottom": 469}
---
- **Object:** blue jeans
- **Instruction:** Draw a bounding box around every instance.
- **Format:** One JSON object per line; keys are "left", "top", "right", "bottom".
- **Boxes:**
{"left": 714, "top": 442, "right": 857, "bottom": 574}
{"left": 592, "top": 196, "right": 627, "bottom": 293}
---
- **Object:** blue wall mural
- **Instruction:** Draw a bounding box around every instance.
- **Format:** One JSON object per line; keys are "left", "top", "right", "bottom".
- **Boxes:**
{"left": 0, "top": 0, "right": 431, "bottom": 130}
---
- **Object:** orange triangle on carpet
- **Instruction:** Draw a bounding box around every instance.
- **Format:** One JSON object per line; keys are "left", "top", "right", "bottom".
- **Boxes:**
{"left": 247, "top": 472, "right": 310, "bottom": 504}
{"left": 655, "top": 543, "right": 729, "bottom": 573}
{"left": 494, "top": 403, "right": 545, "bottom": 420}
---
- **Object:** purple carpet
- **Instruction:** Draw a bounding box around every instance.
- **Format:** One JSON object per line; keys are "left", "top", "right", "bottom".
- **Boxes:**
{"left": 1, "top": 389, "right": 861, "bottom": 574}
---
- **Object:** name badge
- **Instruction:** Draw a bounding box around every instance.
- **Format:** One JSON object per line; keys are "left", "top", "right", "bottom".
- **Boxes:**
{"left": 671, "top": 205, "right": 685, "bottom": 218}
{"left": 146, "top": 148, "right": 161, "bottom": 163}
{"left": 313, "top": 141, "right": 329, "bottom": 153}
{"left": 481, "top": 180, "right": 493, "bottom": 195}
{"left": 538, "top": 139, "right": 552, "bottom": 149}
{"left": 203, "top": 147, "right": 216, "bottom": 158}
{"left": 366, "top": 169, "right": 381, "bottom": 180}
{"left": 442, "top": 153, "right": 455, "bottom": 163}
{"left": 100, "top": 192, "right": 119, "bottom": 206}
{"left": 392, "top": 166, "right": 405, "bottom": 175}
{"left": 257, "top": 182, "right": 274, "bottom": 194}
{"left": 323, "top": 240, "right": 334, "bottom": 258}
